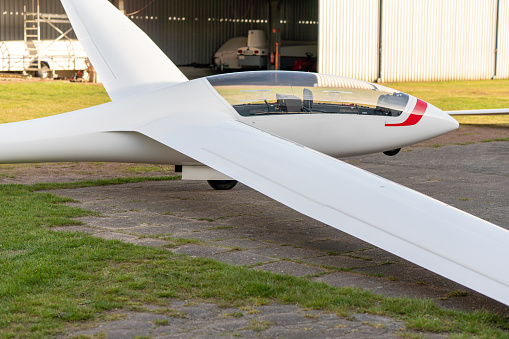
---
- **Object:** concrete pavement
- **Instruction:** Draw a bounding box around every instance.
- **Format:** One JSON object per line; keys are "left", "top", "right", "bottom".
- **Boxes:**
{"left": 54, "top": 141, "right": 508, "bottom": 338}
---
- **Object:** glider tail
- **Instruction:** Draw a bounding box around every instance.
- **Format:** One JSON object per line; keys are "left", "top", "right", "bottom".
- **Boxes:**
{"left": 60, "top": 0, "right": 188, "bottom": 101}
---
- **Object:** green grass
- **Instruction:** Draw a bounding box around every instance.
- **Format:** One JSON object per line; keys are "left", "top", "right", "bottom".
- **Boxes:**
{"left": 123, "top": 165, "right": 172, "bottom": 174}
{"left": 385, "top": 79, "right": 509, "bottom": 126}
{"left": 0, "top": 78, "right": 508, "bottom": 337}
{"left": 482, "top": 137, "right": 509, "bottom": 142}
{"left": 1, "top": 80, "right": 508, "bottom": 125}
{"left": 27, "top": 175, "right": 180, "bottom": 191}
{"left": 0, "top": 82, "right": 110, "bottom": 124}
{"left": 453, "top": 115, "right": 509, "bottom": 126}
{"left": 384, "top": 79, "right": 509, "bottom": 111}
{"left": 0, "top": 181, "right": 508, "bottom": 338}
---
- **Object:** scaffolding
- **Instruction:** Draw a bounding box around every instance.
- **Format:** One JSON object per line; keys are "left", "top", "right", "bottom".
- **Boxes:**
{"left": 23, "top": 0, "right": 79, "bottom": 78}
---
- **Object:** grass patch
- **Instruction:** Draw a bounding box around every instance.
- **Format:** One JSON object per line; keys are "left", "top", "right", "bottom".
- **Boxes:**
{"left": 222, "top": 311, "right": 244, "bottom": 318}
{"left": 248, "top": 319, "right": 273, "bottom": 332}
{"left": 0, "top": 183, "right": 508, "bottom": 338}
{"left": 159, "top": 237, "right": 202, "bottom": 248}
{"left": 384, "top": 79, "right": 509, "bottom": 111}
{"left": 2, "top": 81, "right": 509, "bottom": 129}
{"left": 0, "top": 171, "right": 14, "bottom": 179}
{"left": 206, "top": 226, "right": 234, "bottom": 230}
{"left": 384, "top": 79, "right": 509, "bottom": 126}
{"left": 153, "top": 318, "right": 169, "bottom": 326}
{"left": 0, "top": 82, "right": 110, "bottom": 124}
{"left": 453, "top": 116, "right": 509, "bottom": 126}
{"left": 442, "top": 291, "right": 470, "bottom": 300}
{"left": 27, "top": 175, "right": 181, "bottom": 191}
{"left": 482, "top": 138, "right": 509, "bottom": 143}
{"left": 123, "top": 165, "right": 173, "bottom": 174}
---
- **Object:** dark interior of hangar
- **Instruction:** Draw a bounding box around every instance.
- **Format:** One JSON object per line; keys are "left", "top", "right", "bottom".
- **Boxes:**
{"left": 1, "top": 0, "right": 318, "bottom": 66}
{"left": 120, "top": 0, "right": 318, "bottom": 66}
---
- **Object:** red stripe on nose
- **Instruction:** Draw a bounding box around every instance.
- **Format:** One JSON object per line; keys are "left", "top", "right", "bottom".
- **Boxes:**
{"left": 385, "top": 99, "right": 427, "bottom": 127}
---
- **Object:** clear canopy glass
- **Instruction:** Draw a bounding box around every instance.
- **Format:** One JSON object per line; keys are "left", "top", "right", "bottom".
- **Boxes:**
{"left": 206, "top": 71, "right": 410, "bottom": 117}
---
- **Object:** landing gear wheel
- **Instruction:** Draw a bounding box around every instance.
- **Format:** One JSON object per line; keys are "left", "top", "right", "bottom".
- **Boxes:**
{"left": 383, "top": 148, "right": 401, "bottom": 156}
{"left": 207, "top": 180, "right": 238, "bottom": 190}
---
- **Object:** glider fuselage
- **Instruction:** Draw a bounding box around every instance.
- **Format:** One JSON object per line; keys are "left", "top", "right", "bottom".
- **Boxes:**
{"left": 237, "top": 103, "right": 457, "bottom": 158}
{"left": 211, "top": 71, "right": 459, "bottom": 159}
{"left": 0, "top": 74, "right": 458, "bottom": 165}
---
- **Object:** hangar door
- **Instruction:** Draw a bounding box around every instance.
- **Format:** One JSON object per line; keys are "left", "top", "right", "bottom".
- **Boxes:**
{"left": 123, "top": 0, "right": 318, "bottom": 65}
{"left": 1, "top": 0, "right": 318, "bottom": 66}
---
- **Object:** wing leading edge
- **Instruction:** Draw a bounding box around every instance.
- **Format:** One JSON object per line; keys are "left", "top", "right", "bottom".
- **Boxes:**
{"left": 137, "top": 90, "right": 509, "bottom": 306}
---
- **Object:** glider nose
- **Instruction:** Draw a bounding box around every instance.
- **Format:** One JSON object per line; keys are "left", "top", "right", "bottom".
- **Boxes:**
{"left": 423, "top": 103, "right": 459, "bottom": 135}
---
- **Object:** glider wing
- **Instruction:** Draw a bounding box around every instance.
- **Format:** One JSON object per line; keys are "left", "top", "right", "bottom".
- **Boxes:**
{"left": 137, "top": 106, "right": 509, "bottom": 306}
{"left": 60, "top": 0, "right": 188, "bottom": 101}
{"left": 56, "top": 0, "right": 509, "bottom": 306}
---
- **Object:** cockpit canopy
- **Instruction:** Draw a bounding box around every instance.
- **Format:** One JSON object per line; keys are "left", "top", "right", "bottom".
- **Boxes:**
{"left": 206, "top": 71, "right": 410, "bottom": 117}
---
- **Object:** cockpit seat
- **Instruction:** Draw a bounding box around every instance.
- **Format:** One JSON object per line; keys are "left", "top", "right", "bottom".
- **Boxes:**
{"left": 302, "top": 88, "right": 314, "bottom": 112}
{"left": 276, "top": 94, "right": 302, "bottom": 113}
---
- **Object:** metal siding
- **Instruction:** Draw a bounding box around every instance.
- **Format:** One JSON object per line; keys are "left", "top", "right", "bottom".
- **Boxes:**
{"left": 127, "top": 0, "right": 318, "bottom": 65}
{"left": 6, "top": 1, "right": 504, "bottom": 81}
{"left": 280, "top": 0, "right": 319, "bottom": 41}
{"left": 497, "top": 0, "right": 509, "bottom": 78}
{"left": 319, "top": 0, "right": 507, "bottom": 82}
{"left": 1, "top": 0, "right": 317, "bottom": 66}
{"left": 318, "top": 0, "right": 379, "bottom": 82}
{"left": 125, "top": 0, "right": 273, "bottom": 65}
{"left": 383, "top": 0, "right": 497, "bottom": 82}
{"left": 1, "top": 0, "right": 26, "bottom": 41}
{"left": 37, "top": 0, "right": 74, "bottom": 40}
{"left": 0, "top": 0, "right": 76, "bottom": 40}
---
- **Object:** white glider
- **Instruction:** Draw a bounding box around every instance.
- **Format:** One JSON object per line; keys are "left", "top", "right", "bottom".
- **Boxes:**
{"left": 0, "top": 0, "right": 508, "bottom": 306}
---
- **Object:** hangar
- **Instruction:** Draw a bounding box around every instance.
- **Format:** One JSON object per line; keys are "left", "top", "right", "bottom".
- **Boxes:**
{"left": 0, "top": 0, "right": 318, "bottom": 68}
{"left": 1, "top": 0, "right": 508, "bottom": 82}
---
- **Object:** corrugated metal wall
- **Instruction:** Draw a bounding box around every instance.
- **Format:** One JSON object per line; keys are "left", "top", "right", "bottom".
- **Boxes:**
{"left": 0, "top": 0, "right": 76, "bottom": 40}
{"left": 280, "top": 0, "right": 319, "bottom": 42}
{"left": 319, "top": 0, "right": 509, "bottom": 82}
{"left": 382, "top": 0, "right": 496, "bottom": 82}
{"left": 139, "top": 0, "right": 269, "bottom": 66}
{"left": 497, "top": 0, "right": 509, "bottom": 79}
{"left": 1, "top": 0, "right": 318, "bottom": 66}
{"left": 6, "top": 0, "right": 504, "bottom": 81}
{"left": 125, "top": 0, "right": 318, "bottom": 65}
{"left": 318, "top": 0, "right": 379, "bottom": 81}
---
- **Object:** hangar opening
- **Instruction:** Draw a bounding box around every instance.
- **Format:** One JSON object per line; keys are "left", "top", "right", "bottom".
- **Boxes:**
{"left": 119, "top": 0, "right": 318, "bottom": 70}
{"left": 0, "top": 0, "right": 318, "bottom": 75}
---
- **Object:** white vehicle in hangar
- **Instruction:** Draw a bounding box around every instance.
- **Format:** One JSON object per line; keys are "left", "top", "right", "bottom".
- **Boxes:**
{"left": 0, "top": 0, "right": 508, "bottom": 307}
{"left": 0, "top": 39, "right": 88, "bottom": 79}
{"left": 0, "top": 6, "right": 88, "bottom": 79}
{"left": 214, "top": 30, "right": 268, "bottom": 70}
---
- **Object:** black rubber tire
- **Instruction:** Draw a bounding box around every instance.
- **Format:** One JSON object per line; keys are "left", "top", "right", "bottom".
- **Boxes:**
{"left": 383, "top": 148, "right": 401, "bottom": 156}
{"left": 36, "top": 65, "right": 50, "bottom": 79}
{"left": 207, "top": 180, "right": 238, "bottom": 190}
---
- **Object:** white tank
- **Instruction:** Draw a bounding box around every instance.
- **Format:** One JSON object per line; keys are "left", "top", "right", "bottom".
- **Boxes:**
{"left": 247, "top": 30, "right": 268, "bottom": 49}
